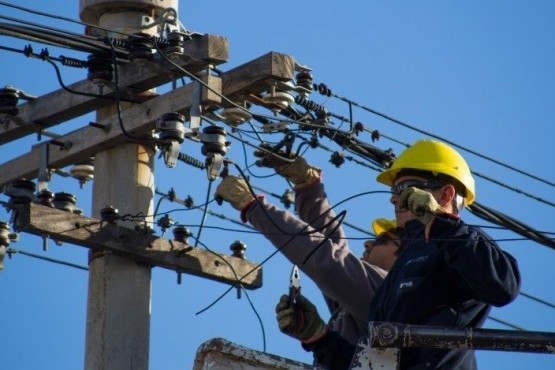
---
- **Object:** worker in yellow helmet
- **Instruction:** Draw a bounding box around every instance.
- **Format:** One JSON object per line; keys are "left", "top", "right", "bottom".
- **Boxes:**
{"left": 361, "top": 218, "right": 402, "bottom": 270}
{"left": 297, "top": 139, "right": 521, "bottom": 370}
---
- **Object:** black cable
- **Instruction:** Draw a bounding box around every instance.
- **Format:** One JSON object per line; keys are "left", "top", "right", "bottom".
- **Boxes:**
{"left": 6, "top": 247, "right": 88, "bottom": 271}
{"left": 468, "top": 202, "right": 555, "bottom": 250}
{"left": 519, "top": 292, "right": 555, "bottom": 310}
{"left": 196, "top": 170, "right": 379, "bottom": 315}
{"left": 153, "top": 194, "right": 169, "bottom": 219}
{"left": 106, "top": 37, "right": 152, "bottom": 142}
{"left": 317, "top": 82, "right": 555, "bottom": 189}
{"left": 0, "top": 0, "right": 147, "bottom": 50}
{"left": 301, "top": 209, "right": 346, "bottom": 265}
{"left": 189, "top": 237, "right": 267, "bottom": 351}
{"left": 43, "top": 58, "right": 140, "bottom": 103}
{"left": 471, "top": 170, "right": 555, "bottom": 209}
{"left": 231, "top": 161, "right": 359, "bottom": 238}
{"left": 0, "top": 21, "right": 127, "bottom": 58}
{"left": 193, "top": 179, "right": 213, "bottom": 248}
{"left": 487, "top": 316, "right": 525, "bottom": 331}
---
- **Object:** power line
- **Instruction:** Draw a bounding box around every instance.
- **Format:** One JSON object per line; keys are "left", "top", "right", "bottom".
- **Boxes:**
{"left": 6, "top": 247, "right": 88, "bottom": 271}
{"left": 316, "top": 83, "right": 555, "bottom": 189}
{"left": 487, "top": 316, "right": 525, "bottom": 331}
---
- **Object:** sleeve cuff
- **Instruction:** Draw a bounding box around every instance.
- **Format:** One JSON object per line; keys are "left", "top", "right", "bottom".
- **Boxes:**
{"left": 240, "top": 195, "right": 264, "bottom": 223}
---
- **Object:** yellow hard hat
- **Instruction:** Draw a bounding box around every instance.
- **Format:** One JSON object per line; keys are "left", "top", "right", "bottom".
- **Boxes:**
{"left": 372, "top": 218, "right": 397, "bottom": 237}
{"left": 376, "top": 139, "right": 475, "bottom": 205}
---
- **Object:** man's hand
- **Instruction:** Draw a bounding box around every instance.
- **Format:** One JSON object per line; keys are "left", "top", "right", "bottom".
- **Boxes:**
{"left": 275, "top": 294, "right": 327, "bottom": 343}
{"left": 399, "top": 187, "right": 446, "bottom": 225}
{"left": 214, "top": 175, "right": 255, "bottom": 211}
{"left": 255, "top": 146, "right": 320, "bottom": 189}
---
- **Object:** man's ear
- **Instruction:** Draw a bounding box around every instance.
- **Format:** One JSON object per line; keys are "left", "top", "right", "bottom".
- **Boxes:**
{"left": 440, "top": 184, "right": 456, "bottom": 207}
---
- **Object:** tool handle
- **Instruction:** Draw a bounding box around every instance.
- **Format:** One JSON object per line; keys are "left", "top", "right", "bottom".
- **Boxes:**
{"left": 287, "top": 286, "right": 300, "bottom": 308}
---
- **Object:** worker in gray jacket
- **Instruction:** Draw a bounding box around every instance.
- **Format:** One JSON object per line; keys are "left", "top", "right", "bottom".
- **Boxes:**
{"left": 215, "top": 154, "right": 401, "bottom": 349}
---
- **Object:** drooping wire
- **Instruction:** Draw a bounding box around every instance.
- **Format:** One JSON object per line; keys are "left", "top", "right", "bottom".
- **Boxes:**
{"left": 195, "top": 186, "right": 390, "bottom": 315}
{"left": 106, "top": 37, "right": 152, "bottom": 142}
{"left": 41, "top": 56, "right": 140, "bottom": 103}
{"left": 189, "top": 235, "right": 267, "bottom": 351}
{"left": 193, "top": 179, "right": 214, "bottom": 248}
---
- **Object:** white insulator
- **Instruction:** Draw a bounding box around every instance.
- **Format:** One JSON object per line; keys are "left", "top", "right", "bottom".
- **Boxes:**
{"left": 220, "top": 107, "right": 252, "bottom": 126}
{"left": 261, "top": 91, "right": 295, "bottom": 112}
{"left": 70, "top": 163, "right": 94, "bottom": 183}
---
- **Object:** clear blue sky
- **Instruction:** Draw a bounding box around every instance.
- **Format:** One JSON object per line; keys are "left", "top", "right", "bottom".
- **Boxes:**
{"left": 1, "top": 1, "right": 554, "bottom": 369}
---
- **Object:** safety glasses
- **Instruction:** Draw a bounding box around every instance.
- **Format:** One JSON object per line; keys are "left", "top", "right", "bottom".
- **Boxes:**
{"left": 373, "top": 235, "right": 402, "bottom": 249}
{"left": 390, "top": 179, "right": 445, "bottom": 195}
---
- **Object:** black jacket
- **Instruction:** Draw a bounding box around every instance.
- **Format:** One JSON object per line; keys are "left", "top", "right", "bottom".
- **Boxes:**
{"left": 307, "top": 215, "right": 521, "bottom": 370}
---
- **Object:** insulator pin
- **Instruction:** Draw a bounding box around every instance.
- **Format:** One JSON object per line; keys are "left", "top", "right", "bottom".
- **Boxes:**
{"left": 70, "top": 157, "right": 94, "bottom": 187}
{"left": 87, "top": 53, "right": 113, "bottom": 83}
{"left": 4, "top": 178, "right": 36, "bottom": 205}
{"left": 173, "top": 225, "right": 192, "bottom": 244}
{"left": 100, "top": 206, "right": 119, "bottom": 223}
{"left": 53, "top": 192, "right": 77, "bottom": 213}
{"left": 156, "top": 112, "right": 186, "bottom": 143}
{"left": 230, "top": 240, "right": 247, "bottom": 259}
{"left": 0, "top": 222, "right": 10, "bottom": 247}
{"left": 125, "top": 33, "right": 154, "bottom": 62}
{"left": 165, "top": 31, "right": 189, "bottom": 57}
{"left": 295, "top": 71, "right": 313, "bottom": 97}
{"left": 37, "top": 189, "right": 55, "bottom": 208}
{"left": 0, "top": 86, "right": 20, "bottom": 115}
{"left": 201, "top": 126, "right": 228, "bottom": 156}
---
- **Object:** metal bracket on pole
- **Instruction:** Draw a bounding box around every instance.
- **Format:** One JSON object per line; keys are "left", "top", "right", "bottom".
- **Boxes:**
{"left": 189, "top": 80, "right": 203, "bottom": 133}
{"left": 37, "top": 143, "right": 52, "bottom": 192}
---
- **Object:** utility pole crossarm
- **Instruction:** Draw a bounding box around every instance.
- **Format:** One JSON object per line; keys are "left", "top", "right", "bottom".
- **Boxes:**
{"left": 0, "top": 51, "right": 297, "bottom": 189}
{"left": 13, "top": 202, "right": 262, "bottom": 289}
{"left": 0, "top": 73, "right": 222, "bottom": 188}
{"left": 0, "top": 34, "right": 229, "bottom": 145}
{"left": 220, "top": 51, "right": 297, "bottom": 104}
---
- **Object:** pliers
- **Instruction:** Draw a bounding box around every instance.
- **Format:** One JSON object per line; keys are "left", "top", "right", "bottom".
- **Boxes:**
{"left": 287, "top": 264, "right": 301, "bottom": 308}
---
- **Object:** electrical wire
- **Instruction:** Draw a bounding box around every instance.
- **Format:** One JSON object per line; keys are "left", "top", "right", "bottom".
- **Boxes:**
{"left": 42, "top": 57, "right": 140, "bottom": 103}
{"left": 193, "top": 179, "right": 213, "bottom": 248}
{"left": 468, "top": 202, "right": 555, "bottom": 250}
{"left": 0, "top": 1, "right": 133, "bottom": 39}
{"left": 316, "top": 82, "right": 555, "bottom": 189}
{"left": 2, "top": 3, "right": 554, "bottom": 353}
{"left": 519, "top": 292, "right": 555, "bottom": 310}
{"left": 4, "top": 4, "right": 555, "bottom": 214}
{"left": 106, "top": 37, "right": 153, "bottom": 142}
{"left": 6, "top": 247, "right": 88, "bottom": 271}
{"left": 487, "top": 316, "right": 525, "bottom": 331}
{"left": 188, "top": 236, "right": 267, "bottom": 351}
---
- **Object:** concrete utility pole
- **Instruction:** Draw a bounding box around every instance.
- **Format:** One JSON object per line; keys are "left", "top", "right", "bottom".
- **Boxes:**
{"left": 79, "top": 1, "right": 176, "bottom": 369}
{"left": 1, "top": 0, "right": 296, "bottom": 368}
